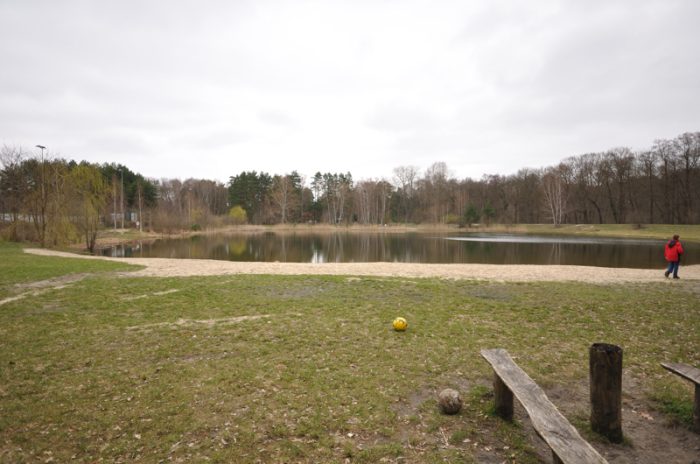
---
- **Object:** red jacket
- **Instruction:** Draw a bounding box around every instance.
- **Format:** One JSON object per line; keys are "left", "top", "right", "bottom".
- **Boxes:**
{"left": 664, "top": 240, "right": 684, "bottom": 262}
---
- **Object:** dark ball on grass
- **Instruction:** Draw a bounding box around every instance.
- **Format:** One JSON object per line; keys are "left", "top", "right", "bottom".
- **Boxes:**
{"left": 438, "top": 388, "right": 462, "bottom": 415}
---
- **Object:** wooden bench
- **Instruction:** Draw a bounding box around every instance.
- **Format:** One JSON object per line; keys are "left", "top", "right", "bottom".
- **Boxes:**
{"left": 481, "top": 349, "right": 608, "bottom": 464}
{"left": 661, "top": 362, "right": 700, "bottom": 431}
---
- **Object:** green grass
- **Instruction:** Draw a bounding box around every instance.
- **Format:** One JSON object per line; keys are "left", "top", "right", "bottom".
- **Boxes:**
{"left": 0, "top": 241, "right": 140, "bottom": 299}
{"left": 95, "top": 228, "right": 165, "bottom": 242}
{"left": 0, "top": 244, "right": 698, "bottom": 462}
{"left": 650, "top": 382, "right": 696, "bottom": 427}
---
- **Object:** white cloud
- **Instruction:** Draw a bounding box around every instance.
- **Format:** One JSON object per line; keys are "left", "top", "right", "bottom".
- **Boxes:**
{"left": 1, "top": 0, "right": 698, "bottom": 182}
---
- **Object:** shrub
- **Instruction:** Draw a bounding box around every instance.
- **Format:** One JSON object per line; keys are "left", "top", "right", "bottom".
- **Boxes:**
{"left": 228, "top": 205, "right": 248, "bottom": 225}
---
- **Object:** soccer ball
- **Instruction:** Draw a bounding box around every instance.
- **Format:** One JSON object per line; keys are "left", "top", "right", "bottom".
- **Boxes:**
{"left": 392, "top": 317, "right": 408, "bottom": 331}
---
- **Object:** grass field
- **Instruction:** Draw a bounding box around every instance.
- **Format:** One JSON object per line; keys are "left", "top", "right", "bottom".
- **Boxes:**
{"left": 0, "top": 241, "right": 698, "bottom": 463}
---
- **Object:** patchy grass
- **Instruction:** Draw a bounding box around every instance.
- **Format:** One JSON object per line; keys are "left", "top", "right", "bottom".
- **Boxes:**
{"left": 0, "top": 251, "right": 698, "bottom": 463}
{"left": 650, "top": 381, "right": 696, "bottom": 428}
{"left": 0, "top": 241, "right": 140, "bottom": 299}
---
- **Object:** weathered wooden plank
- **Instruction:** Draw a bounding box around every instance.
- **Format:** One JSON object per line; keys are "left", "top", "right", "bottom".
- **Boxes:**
{"left": 661, "top": 362, "right": 700, "bottom": 431}
{"left": 661, "top": 362, "right": 700, "bottom": 385}
{"left": 481, "top": 349, "right": 608, "bottom": 464}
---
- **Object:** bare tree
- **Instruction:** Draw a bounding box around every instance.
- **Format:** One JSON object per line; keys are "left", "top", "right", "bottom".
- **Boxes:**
{"left": 353, "top": 179, "right": 393, "bottom": 224}
{"left": 0, "top": 145, "right": 27, "bottom": 228}
{"left": 392, "top": 165, "right": 418, "bottom": 223}
{"left": 354, "top": 180, "right": 372, "bottom": 224}
{"left": 270, "top": 175, "right": 296, "bottom": 224}
{"left": 423, "top": 162, "right": 451, "bottom": 223}
{"left": 541, "top": 166, "right": 567, "bottom": 226}
{"left": 675, "top": 132, "right": 700, "bottom": 223}
{"left": 377, "top": 179, "right": 392, "bottom": 225}
{"left": 570, "top": 154, "right": 605, "bottom": 223}
{"left": 653, "top": 139, "right": 678, "bottom": 223}
{"left": 24, "top": 150, "right": 69, "bottom": 247}
{"left": 636, "top": 151, "right": 657, "bottom": 223}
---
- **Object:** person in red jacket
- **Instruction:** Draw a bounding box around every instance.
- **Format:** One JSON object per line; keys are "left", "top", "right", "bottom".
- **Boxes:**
{"left": 664, "top": 234, "right": 684, "bottom": 279}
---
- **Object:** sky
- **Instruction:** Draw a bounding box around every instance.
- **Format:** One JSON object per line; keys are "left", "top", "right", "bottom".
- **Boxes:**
{"left": 1, "top": 0, "right": 699, "bottom": 183}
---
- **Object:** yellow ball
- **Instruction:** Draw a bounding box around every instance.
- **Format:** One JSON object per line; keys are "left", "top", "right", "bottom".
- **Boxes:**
{"left": 392, "top": 317, "right": 408, "bottom": 331}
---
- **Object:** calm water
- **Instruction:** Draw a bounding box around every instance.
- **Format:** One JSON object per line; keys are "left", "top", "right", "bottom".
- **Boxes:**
{"left": 101, "top": 233, "right": 697, "bottom": 269}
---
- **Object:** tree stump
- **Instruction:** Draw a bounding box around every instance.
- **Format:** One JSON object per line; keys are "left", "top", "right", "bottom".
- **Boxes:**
{"left": 589, "top": 343, "right": 623, "bottom": 443}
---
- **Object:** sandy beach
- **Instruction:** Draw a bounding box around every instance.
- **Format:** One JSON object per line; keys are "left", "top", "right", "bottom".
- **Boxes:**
{"left": 24, "top": 248, "right": 700, "bottom": 283}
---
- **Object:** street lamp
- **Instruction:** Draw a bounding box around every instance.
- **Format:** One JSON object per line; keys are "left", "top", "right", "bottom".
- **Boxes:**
{"left": 112, "top": 172, "right": 117, "bottom": 230}
{"left": 188, "top": 187, "right": 192, "bottom": 225}
{"left": 119, "top": 169, "right": 125, "bottom": 229}
{"left": 34, "top": 145, "right": 47, "bottom": 247}
{"left": 35, "top": 145, "right": 46, "bottom": 178}
{"left": 35, "top": 144, "right": 46, "bottom": 196}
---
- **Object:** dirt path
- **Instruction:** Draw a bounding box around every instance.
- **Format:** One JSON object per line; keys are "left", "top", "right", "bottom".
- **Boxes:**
{"left": 24, "top": 248, "right": 700, "bottom": 283}
{"left": 0, "top": 273, "right": 90, "bottom": 307}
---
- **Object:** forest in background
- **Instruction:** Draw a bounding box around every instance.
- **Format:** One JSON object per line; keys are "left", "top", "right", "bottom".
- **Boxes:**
{"left": 1, "top": 131, "right": 698, "bottom": 249}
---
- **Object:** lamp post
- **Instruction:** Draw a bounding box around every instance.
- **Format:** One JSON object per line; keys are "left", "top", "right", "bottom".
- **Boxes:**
{"left": 34, "top": 145, "right": 47, "bottom": 247}
{"left": 188, "top": 187, "right": 192, "bottom": 225}
{"left": 35, "top": 145, "right": 46, "bottom": 196}
{"left": 119, "top": 169, "right": 125, "bottom": 229}
{"left": 137, "top": 181, "right": 143, "bottom": 232}
{"left": 113, "top": 173, "right": 117, "bottom": 230}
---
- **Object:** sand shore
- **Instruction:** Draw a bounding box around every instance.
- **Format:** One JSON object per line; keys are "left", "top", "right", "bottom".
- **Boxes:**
{"left": 24, "top": 248, "right": 699, "bottom": 283}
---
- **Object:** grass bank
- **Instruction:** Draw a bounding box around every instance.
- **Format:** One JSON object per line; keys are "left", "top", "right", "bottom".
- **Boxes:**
{"left": 1, "top": 242, "right": 698, "bottom": 463}
{"left": 515, "top": 224, "right": 700, "bottom": 242}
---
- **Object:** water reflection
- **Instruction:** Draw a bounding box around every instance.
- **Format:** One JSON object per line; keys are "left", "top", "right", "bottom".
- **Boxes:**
{"left": 102, "top": 232, "right": 696, "bottom": 269}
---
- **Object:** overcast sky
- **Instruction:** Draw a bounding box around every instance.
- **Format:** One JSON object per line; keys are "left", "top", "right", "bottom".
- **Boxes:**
{"left": 1, "top": 0, "right": 699, "bottom": 183}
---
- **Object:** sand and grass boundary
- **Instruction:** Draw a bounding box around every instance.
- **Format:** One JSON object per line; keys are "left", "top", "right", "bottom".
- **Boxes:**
{"left": 24, "top": 247, "right": 700, "bottom": 283}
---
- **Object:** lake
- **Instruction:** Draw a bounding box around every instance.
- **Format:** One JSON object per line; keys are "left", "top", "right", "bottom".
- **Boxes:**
{"left": 101, "top": 232, "right": 697, "bottom": 269}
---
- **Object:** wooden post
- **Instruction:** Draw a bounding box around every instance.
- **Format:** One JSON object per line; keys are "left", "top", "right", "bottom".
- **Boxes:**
{"left": 695, "top": 384, "right": 700, "bottom": 432}
{"left": 494, "top": 374, "right": 514, "bottom": 420}
{"left": 589, "top": 343, "right": 623, "bottom": 443}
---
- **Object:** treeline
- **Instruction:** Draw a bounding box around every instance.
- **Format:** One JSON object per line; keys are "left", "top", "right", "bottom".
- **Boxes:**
{"left": 1, "top": 131, "right": 699, "bottom": 249}
{"left": 225, "top": 131, "right": 700, "bottom": 226}
{"left": 0, "top": 148, "right": 160, "bottom": 250}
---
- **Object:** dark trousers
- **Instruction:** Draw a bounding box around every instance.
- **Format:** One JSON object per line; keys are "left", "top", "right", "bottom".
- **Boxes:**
{"left": 666, "top": 261, "right": 680, "bottom": 277}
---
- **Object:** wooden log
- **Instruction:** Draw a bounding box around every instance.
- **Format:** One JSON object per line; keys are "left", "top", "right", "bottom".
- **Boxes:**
{"left": 552, "top": 451, "right": 564, "bottom": 464}
{"left": 589, "top": 343, "right": 623, "bottom": 443}
{"left": 494, "top": 373, "right": 514, "bottom": 420}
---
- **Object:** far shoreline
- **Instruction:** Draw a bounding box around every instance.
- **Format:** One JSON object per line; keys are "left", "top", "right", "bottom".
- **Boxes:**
{"left": 89, "top": 223, "right": 700, "bottom": 252}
